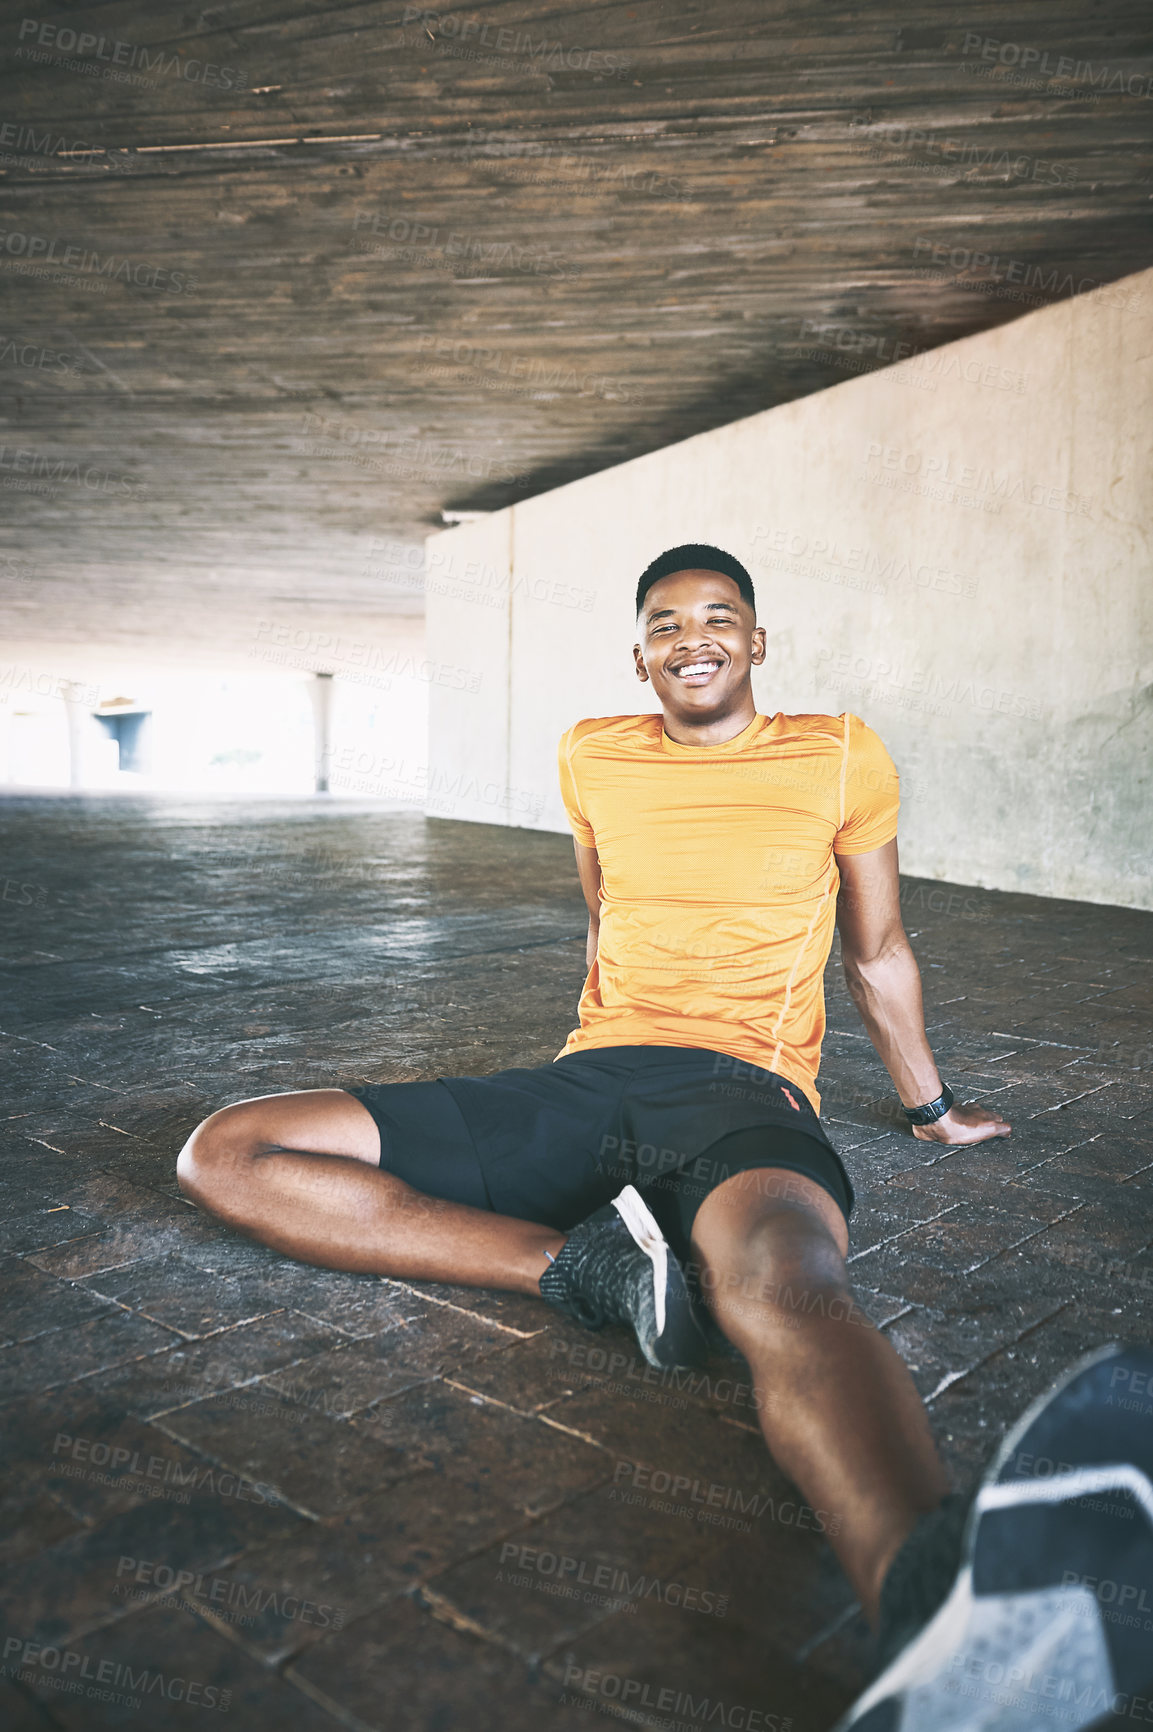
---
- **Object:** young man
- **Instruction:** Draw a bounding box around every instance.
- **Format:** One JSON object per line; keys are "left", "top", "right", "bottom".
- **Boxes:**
{"left": 178, "top": 545, "right": 1153, "bottom": 1730}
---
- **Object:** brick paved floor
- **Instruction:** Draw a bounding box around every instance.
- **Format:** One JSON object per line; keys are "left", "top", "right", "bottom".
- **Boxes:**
{"left": 1, "top": 793, "right": 1150, "bottom": 1731}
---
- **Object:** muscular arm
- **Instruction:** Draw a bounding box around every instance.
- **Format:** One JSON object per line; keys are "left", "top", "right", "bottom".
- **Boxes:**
{"left": 574, "top": 840, "right": 602, "bottom": 970}
{"left": 834, "top": 839, "right": 1010, "bottom": 1145}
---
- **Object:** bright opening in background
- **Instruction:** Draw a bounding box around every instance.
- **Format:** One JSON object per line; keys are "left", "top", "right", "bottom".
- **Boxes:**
{"left": 0, "top": 671, "right": 430, "bottom": 799}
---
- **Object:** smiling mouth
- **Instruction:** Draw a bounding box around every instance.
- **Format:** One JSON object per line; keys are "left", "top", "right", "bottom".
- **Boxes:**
{"left": 671, "top": 658, "right": 724, "bottom": 685}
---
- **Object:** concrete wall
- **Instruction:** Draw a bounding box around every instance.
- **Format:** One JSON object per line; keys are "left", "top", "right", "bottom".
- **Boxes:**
{"left": 424, "top": 269, "right": 1152, "bottom": 909}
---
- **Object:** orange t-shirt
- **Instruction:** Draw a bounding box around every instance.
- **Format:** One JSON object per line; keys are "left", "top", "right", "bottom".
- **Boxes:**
{"left": 555, "top": 710, "right": 899, "bottom": 1112}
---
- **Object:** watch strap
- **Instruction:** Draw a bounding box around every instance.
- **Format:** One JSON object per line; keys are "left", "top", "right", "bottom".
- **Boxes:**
{"left": 903, "top": 1083, "right": 955, "bottom": 1126}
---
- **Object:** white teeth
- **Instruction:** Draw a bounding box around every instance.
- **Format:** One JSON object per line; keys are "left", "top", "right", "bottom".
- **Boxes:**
{"left": 676, "top": 661, "right": 720, "bottom": 677}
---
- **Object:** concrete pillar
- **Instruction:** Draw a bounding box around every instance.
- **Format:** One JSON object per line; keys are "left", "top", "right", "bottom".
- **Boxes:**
{"left": 62, "top": 682, "right": 90, "bottom": 790}
{"left": 309, "top": 672, "right": 334, "bottom": 793}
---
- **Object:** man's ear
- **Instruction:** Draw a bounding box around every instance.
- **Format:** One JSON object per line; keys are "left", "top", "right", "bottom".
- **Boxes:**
{"left": 750, "top": 625, "right": 767, "bottom": 666}
{"left": 633, "top": 644, "right": 650, "bottom": 683}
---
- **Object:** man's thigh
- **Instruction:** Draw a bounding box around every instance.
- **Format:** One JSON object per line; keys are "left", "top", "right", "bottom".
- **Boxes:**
{"left": 205, "top": 1088, "right": 382, "bottom": 1165}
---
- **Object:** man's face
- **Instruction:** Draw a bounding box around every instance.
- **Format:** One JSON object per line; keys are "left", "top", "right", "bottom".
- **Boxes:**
{"left": 633, "top": 569, "right": 765, "bottom": 718}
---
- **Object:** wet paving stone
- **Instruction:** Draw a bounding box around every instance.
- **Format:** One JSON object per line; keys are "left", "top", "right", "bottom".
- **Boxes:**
{"left": 0, "top": 1306, "right": 180, "bottom": 1403}
{"left": 1, "top": 795, "right": 1150, "bottom": 1730}
{"left": 258, "top": 1295, "right": 521, "bottom": 1417}
{"left": 444, "top": 1322, "right": 617, "bottom": 1415}
{"left": 192, "top": 1471, "right": 529, "bottom": 1664}
{"left": 88, "top": 1308, "right": 353, "bottom": 1420}
{"left": 0, "top": 1204, "right": 106, "bottom": 1258}
{"left": 354, "top": 1381, "right": 613, "bottom": 1518}
{"left": 0, "top": 1256, "right": 118, "bottom": 1347}
{"left": 1, "top": 1456, "right": 91, "bottom": 1570}
{"left": 26, "top": 1202, "right": 220, "bottom": 1281}
{"left": 291, "top": 1591, "right": 599, "bottom": 1731}
{"left": 78, "top": 1253, "right": 289, "bottom": 1340}
{"left": 0, "top": 1671, "right": 61, "bottom": 1730}
{"left": 0, "top": 1481, "right": 301, "bottom": 1648}
{"left": 10, "top": 1602, "right": 347, "bottom": 1729}
{"left": 542, "top": 1590, "right": 853, "bottom": 1732}
{"left": 153, "top": 1387, "right": 420, "bottom": 1520}
{"left": 422, "top": 1475, "right": 730, "bottom": 1658}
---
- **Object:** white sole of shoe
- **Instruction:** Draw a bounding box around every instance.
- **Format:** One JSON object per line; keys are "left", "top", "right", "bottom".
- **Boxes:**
{"left": 611, "top": 1183, "right": 669, "bottom": 1337}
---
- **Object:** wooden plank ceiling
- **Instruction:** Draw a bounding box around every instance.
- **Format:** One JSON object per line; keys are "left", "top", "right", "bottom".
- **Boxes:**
{"left": 0, "top": 0, "right": 1150, "bottom": 657}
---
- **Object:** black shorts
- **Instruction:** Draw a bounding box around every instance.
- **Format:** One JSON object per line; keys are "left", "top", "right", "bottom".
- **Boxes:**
{"left": 344, "top": 1045, "right": 853, "bottom": 1265}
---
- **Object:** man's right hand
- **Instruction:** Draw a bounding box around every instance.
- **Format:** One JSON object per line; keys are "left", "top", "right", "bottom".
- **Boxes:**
{"left": 912, "top": 1101, "right": 1011, "bottom": 1144}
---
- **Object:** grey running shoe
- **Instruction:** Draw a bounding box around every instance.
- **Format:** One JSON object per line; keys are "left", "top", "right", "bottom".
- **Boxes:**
{"left": 838, "top": 1343, "right": 1153, "bottom": 1731}
{"left": 539, "top": 1184, "right": 709, "bottom": 1370}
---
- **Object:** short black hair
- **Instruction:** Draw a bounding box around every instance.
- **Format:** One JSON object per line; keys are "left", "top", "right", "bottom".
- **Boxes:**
{"left": 635, "top": 543, "right": 756, "bottom": 618}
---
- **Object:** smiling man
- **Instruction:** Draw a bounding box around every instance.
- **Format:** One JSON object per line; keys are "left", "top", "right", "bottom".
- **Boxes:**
{"left": 178, "top": 543, "right": 1153, "bottom": 1732}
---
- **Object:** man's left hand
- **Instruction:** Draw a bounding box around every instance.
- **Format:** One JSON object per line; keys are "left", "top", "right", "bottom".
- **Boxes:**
{"left": 912, "top": 1102, "right": 1011, "bottom": 1144}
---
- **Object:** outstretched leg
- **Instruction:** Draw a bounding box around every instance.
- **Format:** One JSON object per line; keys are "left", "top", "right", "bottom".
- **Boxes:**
{"left": 180, "top": 1093, "right": 946, "bottom": 1614}
{"left": 177, "top": 1089, "right": 563, "bottom": 1290}
{"left": 690, "top": 1166, "right": 950, "bottom": 1624}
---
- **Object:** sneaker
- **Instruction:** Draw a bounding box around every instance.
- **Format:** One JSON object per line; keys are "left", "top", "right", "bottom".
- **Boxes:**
{"left": 838, "top": 1342, "right": 1153, "bottom": 1730}
{"left": 539, "top": 1184, "right": 709, "bottom": 1370}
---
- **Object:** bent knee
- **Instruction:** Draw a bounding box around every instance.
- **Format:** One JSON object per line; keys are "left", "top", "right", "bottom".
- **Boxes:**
{"left": 695, "top": 1215, "right": 857, "bottom": 1337}
{"left": 176, "top": 1100, "right": 269, "bottom": 1217}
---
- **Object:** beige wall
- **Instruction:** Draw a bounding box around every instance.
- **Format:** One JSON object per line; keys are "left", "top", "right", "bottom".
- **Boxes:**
{"left": 424, "top": 269, "right": 1152, "bottom": 909}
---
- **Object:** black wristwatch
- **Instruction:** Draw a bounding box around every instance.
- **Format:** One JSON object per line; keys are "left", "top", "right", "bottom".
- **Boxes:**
{"left": 903, "top": 1083, "right": 954, "bottom": 1126}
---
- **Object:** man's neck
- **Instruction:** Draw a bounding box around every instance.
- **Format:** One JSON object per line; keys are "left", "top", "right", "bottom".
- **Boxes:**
{"left": 660, "top": 699, "right": 760, "bottom": 747}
